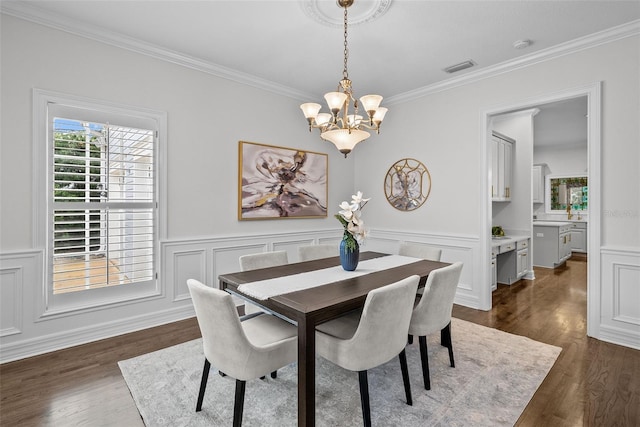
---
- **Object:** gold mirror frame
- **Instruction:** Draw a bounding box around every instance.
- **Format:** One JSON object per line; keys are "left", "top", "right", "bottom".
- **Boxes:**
{"left": 384, "top": 158, "right": 431, "bottom": 211}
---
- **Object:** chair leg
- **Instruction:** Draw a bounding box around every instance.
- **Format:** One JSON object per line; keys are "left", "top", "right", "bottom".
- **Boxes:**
{"left": 196, "top": 359, "right": 211, "bottom": 411}
{"left": 357, "top": 371, "right": 372, "bottom": 427}
{"left": 407, "top": 334, "right": 413, "bottom": 345}
{"left": 441, "top": 322, "right": 455, "bottom": 368}
{"left": 233, "top": 379, "right": 246, "bottom": 427}
{"left": 418, "top": 335, "right": 431, "bottom": 390}
{"left": 270, "top": 370, "right": 277, "bottom": 379}
{"left": 398, "top": 349, "right": 413, "bottom": 406}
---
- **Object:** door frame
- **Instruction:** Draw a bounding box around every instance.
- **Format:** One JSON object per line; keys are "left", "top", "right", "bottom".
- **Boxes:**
{"left": 479, "top": 82, "right": 601, "bottom": 338}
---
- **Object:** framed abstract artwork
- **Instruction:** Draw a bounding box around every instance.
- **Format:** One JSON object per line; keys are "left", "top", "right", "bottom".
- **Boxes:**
{"left": 238, "top": 141, "right": 328, "bottom": 220}
{"left": 384, "top": 158, "right": 431, "bottom": 211}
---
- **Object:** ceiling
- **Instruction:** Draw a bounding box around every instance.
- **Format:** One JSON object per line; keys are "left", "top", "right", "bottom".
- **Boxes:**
{"left": 533, "top": 97, "right": 588, "bottom": 149}
{"left": 2, "top": 1, "right": 636, "bottom": 149}
{"left": 3, "top": 0, "right": 639, "bottom": 101}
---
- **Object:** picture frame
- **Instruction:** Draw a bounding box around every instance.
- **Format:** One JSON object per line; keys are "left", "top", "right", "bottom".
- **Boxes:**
{"left": 238, "top": 141, "right": 328, "bottom": 220}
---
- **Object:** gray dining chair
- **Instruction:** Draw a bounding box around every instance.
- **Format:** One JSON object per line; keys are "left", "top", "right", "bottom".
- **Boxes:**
{"left": 399, "top": 242, "right": 443, "bottom": 309}
{"left": 187, "top": 279, "right": 297, "bottom": 427}
{"left": 398, "top": 242, "right": 442, "bottom": 262}
{"left": 239, "top": 250, "right": 288, "bottom": 316}
{"left": 298, "top": 244, "right": 338, "bottom": 261}
{"left": 315, "top": 275, "right": 420, "bottom": 427}
{"left": 407, "top": 262, "right": 463, "bottom": 390}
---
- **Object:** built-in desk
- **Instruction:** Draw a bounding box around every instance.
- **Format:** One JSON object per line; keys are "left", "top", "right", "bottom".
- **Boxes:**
{"left": 492, "top": 235, "right": 530, "bottom": 287}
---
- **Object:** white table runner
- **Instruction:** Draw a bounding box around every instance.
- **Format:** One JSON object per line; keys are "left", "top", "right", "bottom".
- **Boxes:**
{"left": 237, "top": 255, "right": 422, "bottom": 300}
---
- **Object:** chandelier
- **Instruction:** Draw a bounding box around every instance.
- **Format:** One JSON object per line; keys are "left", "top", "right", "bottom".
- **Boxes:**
{"left": 300, "top": 0, "right": 388, "bottom": 158}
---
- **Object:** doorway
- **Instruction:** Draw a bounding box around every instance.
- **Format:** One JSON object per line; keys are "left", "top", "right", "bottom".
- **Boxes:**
{"left": 481, "top": 83, "right": 601, "bottom": 338}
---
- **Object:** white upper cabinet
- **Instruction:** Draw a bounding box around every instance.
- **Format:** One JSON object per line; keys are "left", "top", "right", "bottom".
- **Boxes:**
{"left": 532, "top": 164, "right": 545, "bottom": 204}
{"left": 491, "top": 132, "right": 515, "bottom": 202}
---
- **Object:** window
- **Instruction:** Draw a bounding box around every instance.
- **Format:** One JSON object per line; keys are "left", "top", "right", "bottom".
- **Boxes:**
{"left": 34, "top": 90, "right": 165, "bottom": 316}
{"left": 51, "top": 118, "right": 154, "bottom": 294}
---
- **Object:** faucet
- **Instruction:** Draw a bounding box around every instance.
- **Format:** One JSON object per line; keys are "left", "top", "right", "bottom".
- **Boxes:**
{"left": 566, "top": 203, "right": 573, "bottom": 220}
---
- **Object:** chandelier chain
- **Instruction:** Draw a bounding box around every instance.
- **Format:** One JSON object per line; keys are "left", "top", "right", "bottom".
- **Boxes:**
{"left": 343, "top": 6, "right": 349, "bottom": 80}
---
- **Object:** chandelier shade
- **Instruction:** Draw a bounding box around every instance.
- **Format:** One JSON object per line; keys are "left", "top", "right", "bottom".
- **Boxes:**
{"left": 320, "top": 129, "right": 370, "bottom": 156}
{"left": 300, "top": 0, "right": 387, "bottom": 158}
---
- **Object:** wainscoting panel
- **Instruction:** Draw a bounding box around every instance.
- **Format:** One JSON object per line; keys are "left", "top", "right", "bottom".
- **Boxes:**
{"left": 368, "top": 229, "right": 480, "bottom": 308}
{"left": 600, "top": 247, "right": 640, "bottom": 350}
{"left": 0, "top": 228, "right": 482, "bottom": 362}
{"left": 172, "top": 249, "right": 207, "bottom": 302}
{"left": 0, "top": 266, "right": 23, "bottom": 337}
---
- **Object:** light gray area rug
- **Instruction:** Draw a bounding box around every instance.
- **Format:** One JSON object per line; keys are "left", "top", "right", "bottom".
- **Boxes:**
{"left": 119, "top": 318, "right": 561, "bottom": 426}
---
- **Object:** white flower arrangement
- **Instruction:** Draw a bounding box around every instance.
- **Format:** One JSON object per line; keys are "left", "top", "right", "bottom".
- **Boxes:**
{"left": 335, "top": 191, "right": 370, "bottom": 252}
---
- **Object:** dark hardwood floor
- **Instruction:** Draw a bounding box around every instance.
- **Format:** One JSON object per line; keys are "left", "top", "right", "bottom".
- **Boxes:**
{"left": 1, "top": 256, "right": 638, "bottom": 426}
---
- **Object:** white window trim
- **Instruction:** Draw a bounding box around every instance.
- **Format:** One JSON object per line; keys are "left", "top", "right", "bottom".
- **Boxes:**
{"left": 33, "top": 89, "right": 168, "bottom": 320}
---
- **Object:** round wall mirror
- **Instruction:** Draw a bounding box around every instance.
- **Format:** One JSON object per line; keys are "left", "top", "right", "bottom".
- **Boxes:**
{"left": 384, "top": 158, "right": 431, "bottom": 211}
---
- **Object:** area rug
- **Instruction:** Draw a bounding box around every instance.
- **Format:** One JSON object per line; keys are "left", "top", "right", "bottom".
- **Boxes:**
{"left": 119, "top": 318, "right": 561, "bottom": 426}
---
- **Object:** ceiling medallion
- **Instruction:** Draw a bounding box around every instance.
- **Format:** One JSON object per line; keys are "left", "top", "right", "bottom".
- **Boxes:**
{"left": 300, "top": 0, "right": 392, "bottom": 28}
{"left": 384, "top": 158, "right": 432, "bottom": 211}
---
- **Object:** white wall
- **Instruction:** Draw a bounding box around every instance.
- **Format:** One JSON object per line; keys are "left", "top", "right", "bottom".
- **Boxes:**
{"left": 491, "top": 110, "right": 537, "bottom": 235}
{"left": 2, "top": 14, "right": 639, "bottom": 359}
{"left": 0, "top": 15, "right": 356, "bottom": 361}
{"left": 354, "top": 34, "right": 640, "bottom": 349}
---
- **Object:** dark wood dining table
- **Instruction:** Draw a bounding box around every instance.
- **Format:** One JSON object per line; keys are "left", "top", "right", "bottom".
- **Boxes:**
{"left": 218, "top": 251, "right": 450, "bottom": 427}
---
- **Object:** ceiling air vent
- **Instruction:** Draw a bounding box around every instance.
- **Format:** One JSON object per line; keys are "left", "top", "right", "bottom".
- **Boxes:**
{"left": 443, "top": 60, "right": 476, "bottom": 74}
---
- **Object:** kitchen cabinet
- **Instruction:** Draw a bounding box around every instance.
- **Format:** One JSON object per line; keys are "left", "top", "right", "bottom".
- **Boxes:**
{"left": 491, "top": 246, "right": 498, "bottom": 291}
{"left": 494, "top": 236, "right": 529, "bottom": 285}
{"left": 570, "top": 222, "right": 587, "bottom": 253}
{"left": 532, "top": 164, "right": 545, "bottom": 204}
{"left": 533, "top": 222, "right": 572, "bottom": 268}
{"left": 516, "top": 239, "right": 529, "bottom": 278}
{"left": 491, "top": 132, "right": 515, "bottom": 202}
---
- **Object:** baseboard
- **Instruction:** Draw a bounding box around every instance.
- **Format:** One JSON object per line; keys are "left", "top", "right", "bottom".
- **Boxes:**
{"left": 0, "top": 305, "right": 195, "bottom": 363}
{"left": 597, "top": 324, "right": 640, "bottom": 351}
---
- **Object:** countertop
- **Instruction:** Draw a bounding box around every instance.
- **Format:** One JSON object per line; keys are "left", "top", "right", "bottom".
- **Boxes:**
{"left": 491, "top": 234, "right": 529, "bottom": 248}
{"left": 533, "top": 219, "right": 587, "bottom": 224}
{"left": 533, "top": 221, "right": 572, "bottom": 227}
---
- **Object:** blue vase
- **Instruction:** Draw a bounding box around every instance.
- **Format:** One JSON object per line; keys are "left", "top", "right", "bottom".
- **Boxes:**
{"left": 339, "top": 239, "right": 360, "bottom": 271}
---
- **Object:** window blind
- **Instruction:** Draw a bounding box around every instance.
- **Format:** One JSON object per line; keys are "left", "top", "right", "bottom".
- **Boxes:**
{"left": 51, "top": 118, "right": 155, "bottom": 294}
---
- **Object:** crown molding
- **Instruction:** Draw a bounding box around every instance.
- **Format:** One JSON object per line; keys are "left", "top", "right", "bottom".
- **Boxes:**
{"left": 386, "top": 19, "right": 640, "bottom": 105}
{"left": 2, "top": 2, "right": 638, "bottom": 104}
{"left": 0, "top": 1, "right": 316, "bottom": 101}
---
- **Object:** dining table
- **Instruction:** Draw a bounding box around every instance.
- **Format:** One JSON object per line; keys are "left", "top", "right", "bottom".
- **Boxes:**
{"left": 218, "top": 251, "right": 450, "bottom": 427}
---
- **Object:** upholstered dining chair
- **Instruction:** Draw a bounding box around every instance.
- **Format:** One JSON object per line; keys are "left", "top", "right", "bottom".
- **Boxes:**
{"left": 399, "top": 242, "right": 443, "bottom": 309}
{"left": 398, "top": 242, "right": 442, "bottom": 262}
{"left": 186, "top": 279, "right": 297, "bottom": 427}
{"left": 239, "top": 250, "right": 288, "bottom": 316}
{"left": 315, "top": 275, "right": 420, "bottom": 427}
{"left": 407, "top": 262, "right": 463, "bottom": 390}
{"left": 297, "top": 244, "right": 338, "bottom": 261}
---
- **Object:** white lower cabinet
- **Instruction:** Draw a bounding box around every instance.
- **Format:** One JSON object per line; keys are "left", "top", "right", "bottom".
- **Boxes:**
{"left": 570, "top": 222, "right": 587, "bottom": 253}
{"left": 517, "top": 248, "right": 529, "bottom": 278}
{"left": 491, "top": 246, "right": 498, "bottom": 291}
{"left": 533, "top": 222, "right": 572, "bottom": 268}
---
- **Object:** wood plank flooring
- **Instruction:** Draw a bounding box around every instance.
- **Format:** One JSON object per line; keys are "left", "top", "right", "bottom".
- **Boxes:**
{"left": 1, "top": 256, "right": 638, "bottom": 426}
